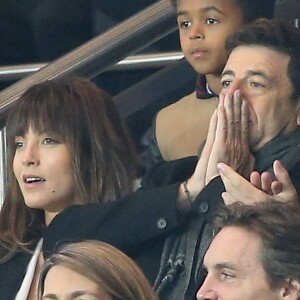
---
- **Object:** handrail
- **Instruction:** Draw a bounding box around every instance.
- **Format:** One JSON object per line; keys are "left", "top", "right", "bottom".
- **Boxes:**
{"left": 0, "top": 52, "right": 184, "bottom": 81}
{"left": 0, "top": 0, "right": 176, "bottom": 124}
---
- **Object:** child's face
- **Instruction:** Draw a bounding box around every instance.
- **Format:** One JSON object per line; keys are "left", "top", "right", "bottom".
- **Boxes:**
{"left": 176, "top": 0, "right": 244, "bottom": 76}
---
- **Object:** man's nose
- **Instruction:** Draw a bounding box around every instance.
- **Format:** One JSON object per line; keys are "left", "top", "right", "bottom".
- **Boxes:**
{"left": 226, "top": 80, "right": 241, "bottom": 95}
{"left": 196, "top": 276, "right": 218, "bottom": 300}
{"left": 225, "top": 78, "right": 251, "bottom": 98}
{"left": 197, "top": 290, "right": 218, "bottom": 300}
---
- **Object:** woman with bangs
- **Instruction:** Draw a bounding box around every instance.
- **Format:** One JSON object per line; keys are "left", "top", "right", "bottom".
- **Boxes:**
{"left": 0, "top": 76, "right": 138, "bottom": 299}
{"left": 0, "top": 76, "right": 199, "bottom": 300}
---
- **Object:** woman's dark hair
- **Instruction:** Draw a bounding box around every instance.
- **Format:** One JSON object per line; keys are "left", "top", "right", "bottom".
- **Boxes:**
{"left": 0, "top": 76, "right": 136, "bottom": 262}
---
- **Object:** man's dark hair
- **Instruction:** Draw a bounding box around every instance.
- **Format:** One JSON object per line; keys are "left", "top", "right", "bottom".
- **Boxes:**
{"left": 170, "top": 0, "right": 276, "bottom": 22}
{"left": 213, "top": 201, "right": 300, "bottom": 289}
{"left": 226, "top": 18, "right": 300, "bottom": 100}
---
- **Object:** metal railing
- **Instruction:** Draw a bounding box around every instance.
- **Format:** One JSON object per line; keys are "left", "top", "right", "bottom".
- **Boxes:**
{"left": 0, "top": 52, "right": 184, "bottom": 82}
{"left": 0, "top": 0, "right": 177, "bottom": 123}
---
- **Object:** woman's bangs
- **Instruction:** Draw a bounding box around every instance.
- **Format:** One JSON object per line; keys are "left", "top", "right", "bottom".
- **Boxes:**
{"left": 8, "top": 100, "right": 61, "bottom": 138}
{"left": 7, "top": 86, "right": 74, "bottom": 140}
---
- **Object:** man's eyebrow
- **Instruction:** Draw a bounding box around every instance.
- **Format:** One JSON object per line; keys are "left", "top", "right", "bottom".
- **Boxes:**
{"left": 203, "top": 261, "right": 238, "bottom": 271}
{"left": 221, "top": 70, "right": 235, "bottom": 78}
{"left": 177, "top": 6, "right": 225, "bottom": 17}
{"left": 221, "top": 69, "right": 271, "bottom": 81}
{"left": 214, "top": 262, "right": 238, "bottom": 271}
{"left": 247, "top": 70, "right": 270, "bottom": 81}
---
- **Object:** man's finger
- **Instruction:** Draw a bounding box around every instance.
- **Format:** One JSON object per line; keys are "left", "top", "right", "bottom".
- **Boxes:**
{"left": 194, "top": 109, "right": 218, "bottom": 183}
{"left": 261, "top": 172, "right": 273, "bottom": 194}
{"left": 233, "top": 90, "right": 242, "bottom": 139}
{"left": 217, "top": 162, "right": 246, "bottom": 189}
{"left": 241, "top": 99, "right": 249, "bottom": 143}
{"left": 250, "top": 171, "right": 262, "bottom": 189}
{"left": 215, "top": 94, "right": 226, "bottom": 142}
{"left": 222, "top": 192, "right": 235, "bottom": 205}
{"left": 270, "top": 181, "right": 283, "bottom": 195}
{"left": 273, "top": 160, "right": 293, "bottom": 187}
{"left": 273, "top": 160, "right": 297, "bottom": 200}
{"left": 224, "top": 93, "right": 233, "bottom": 140}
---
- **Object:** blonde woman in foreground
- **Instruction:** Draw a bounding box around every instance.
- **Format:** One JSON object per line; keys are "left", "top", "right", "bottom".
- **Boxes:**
{"left": 38, "top": 240, "right": 158, "bottom": 300}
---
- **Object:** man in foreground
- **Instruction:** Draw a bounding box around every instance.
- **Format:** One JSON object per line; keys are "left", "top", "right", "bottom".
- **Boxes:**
{"left": 197, "top": 202, "right": 300, "bottom": 300}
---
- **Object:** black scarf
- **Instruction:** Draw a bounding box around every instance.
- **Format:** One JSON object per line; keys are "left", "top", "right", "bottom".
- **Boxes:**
{"left": 255, "top": 127, "right": 300, "bottom": 176}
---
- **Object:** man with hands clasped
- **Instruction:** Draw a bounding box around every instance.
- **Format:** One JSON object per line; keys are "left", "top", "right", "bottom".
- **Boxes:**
{"left": 149, "top": 18, "right": 300, "bottom": 297}
{"left": 186, "top": 74, "right": 299, "bottom": 207}
{"left": 185, "top": 18, "right": 300, "bottom": 209}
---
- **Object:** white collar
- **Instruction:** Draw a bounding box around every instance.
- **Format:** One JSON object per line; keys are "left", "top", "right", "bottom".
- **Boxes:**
{"left": 15, "top": 239, "right": 43, "bottom": 300}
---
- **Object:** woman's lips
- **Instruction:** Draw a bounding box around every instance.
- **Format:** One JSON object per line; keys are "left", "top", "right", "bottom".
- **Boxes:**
{"left": 22, "top": 174, "right": 46, "bottom": 188}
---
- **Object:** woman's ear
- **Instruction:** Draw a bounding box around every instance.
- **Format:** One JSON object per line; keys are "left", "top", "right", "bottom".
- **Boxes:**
{"left": 279, "top": 279, "right": 300, "bottom": 299}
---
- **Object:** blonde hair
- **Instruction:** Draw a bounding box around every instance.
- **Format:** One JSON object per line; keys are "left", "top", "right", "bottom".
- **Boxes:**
{"left": 37, "top": 240, "right": 158, "bottom": 300}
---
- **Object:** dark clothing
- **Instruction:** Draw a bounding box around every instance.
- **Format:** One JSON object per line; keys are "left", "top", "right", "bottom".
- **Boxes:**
{"left": 0, "top": 156, "right": 222, "bottom": 300}
{"left": 44, "top": 183, "right": 184, "bottom": 284}
{"left": 0, "top": 251, "right": 32, "bottom": 300}
{"left": 151, "top": 128, "right": 300, "bottom": 299}
{"left": 0, "top": 182, "right": 181, "bottom": 299}
{"left": 2, "top": 128, "right": 300, "bottom": 299}
{"left": 150, "top": 164, "right": 224, "bottom": 299}
{"left": 43, "top": 157, "right": 225, "bottom": 300}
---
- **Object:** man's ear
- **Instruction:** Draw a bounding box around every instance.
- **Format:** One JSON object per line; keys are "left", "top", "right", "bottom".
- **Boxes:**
{"left": 279, "top": 279, "right": 300, "bottom": 299}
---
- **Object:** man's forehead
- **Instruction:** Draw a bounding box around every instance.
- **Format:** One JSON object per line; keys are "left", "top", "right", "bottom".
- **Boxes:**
{"left": 224, "top": 45, "right": 290, "bottom": 75}
{"left": 224, "top": 45, "right": 290, "bottom": 70}
{"left": 204, "top": 226, "right": 262, "bottom": 269}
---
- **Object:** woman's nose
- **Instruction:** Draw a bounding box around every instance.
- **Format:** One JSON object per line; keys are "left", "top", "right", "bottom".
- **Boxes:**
{"left": 21, "top": 145, "right": 40, "bottom": 166}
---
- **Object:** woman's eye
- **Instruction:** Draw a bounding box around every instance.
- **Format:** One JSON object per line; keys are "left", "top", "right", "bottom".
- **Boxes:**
{"left": 14, "top": 141, "right": 24, "bottom": 149}
{"left": 43, "top": 138, "right": 58, "bottom": 145}
{"left": 205, "top": 18, "right": 218, "bottom": 25}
